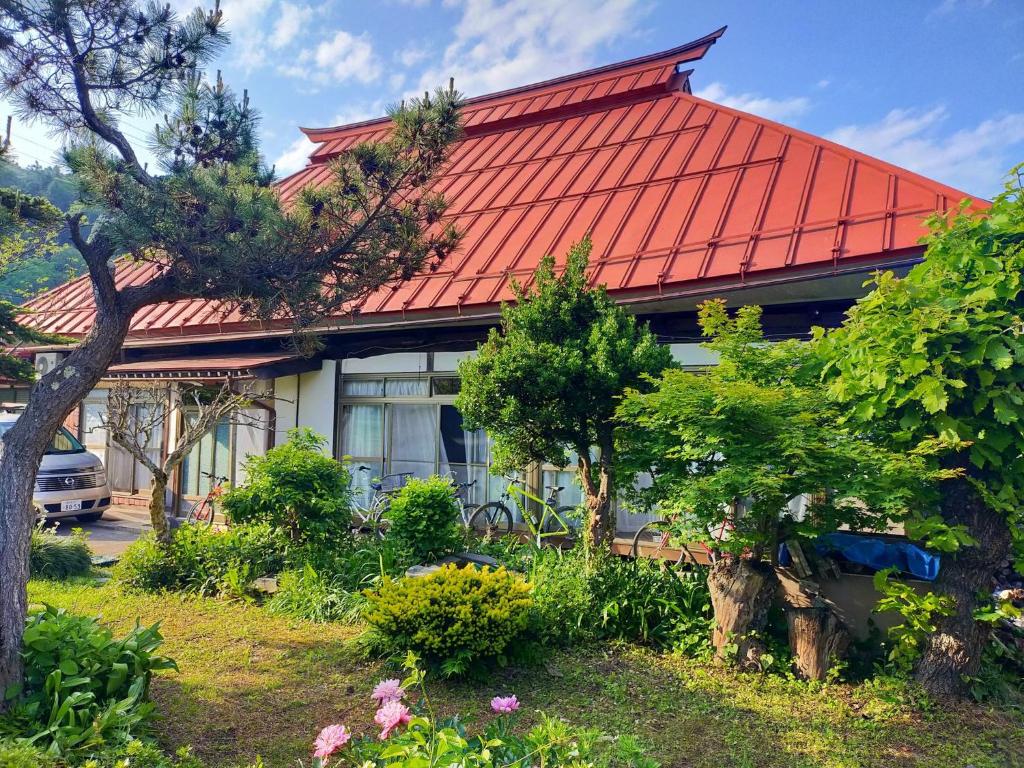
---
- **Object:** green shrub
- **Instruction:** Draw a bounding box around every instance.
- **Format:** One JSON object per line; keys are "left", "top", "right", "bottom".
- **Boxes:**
{"left": 590, "top": 556, "right": 713, "bottom": 655}
{"left": 364, "top": 564, "right": 533, "bottom": 675}
{"left": 526, "top": 547, "right": 597, "bottom": 648}
{"left": 521, "top": 547, "right": 713, "bottom": 655}
{"left": 112, "top": 534, "right": 179, "bottom": 592}
{"left": 29, "top": 522, "right": 92, "bottom": 580}
{"left": 0, "top": 739, "right": 54, "bottom": 767}
{"left": 0, "top": 606, "right": 176, "bottom": 756}
{"left": 265, "top": 564, "right": 367, "bottom": 624}
{"left": 384, "top": 475, "right": 463, "bottom": 563}
{"left": 221, "top": 428, "right": 352, "bottom": 547}
{"left": 114, "top": 523, "right": 290, "bottom": 597}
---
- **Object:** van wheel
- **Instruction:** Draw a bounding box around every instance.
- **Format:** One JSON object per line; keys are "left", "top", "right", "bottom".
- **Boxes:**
{"left": 76, "top": 511, "right": 104, "bottom": 523}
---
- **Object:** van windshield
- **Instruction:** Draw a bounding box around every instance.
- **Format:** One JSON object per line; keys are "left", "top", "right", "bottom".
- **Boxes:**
{"left": 0, "top": 423, "right": 86, "bottom": 455}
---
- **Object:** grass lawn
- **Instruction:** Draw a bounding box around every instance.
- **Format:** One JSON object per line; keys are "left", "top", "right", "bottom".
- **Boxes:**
{"left": 28, "top": 576, "right": 1024, "bottom": 768}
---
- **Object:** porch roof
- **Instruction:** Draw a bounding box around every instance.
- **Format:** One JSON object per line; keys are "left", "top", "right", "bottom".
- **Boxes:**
{"left": 19, "top": 26, "right": 984, "bottom": 344}
{"left": 103, "top": 352, "right": 317, "bottom": 380}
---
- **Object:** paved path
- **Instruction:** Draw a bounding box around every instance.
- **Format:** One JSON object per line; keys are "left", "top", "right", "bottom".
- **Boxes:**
{"left": 52, "top": 506, "right": 150, "bottom": 558}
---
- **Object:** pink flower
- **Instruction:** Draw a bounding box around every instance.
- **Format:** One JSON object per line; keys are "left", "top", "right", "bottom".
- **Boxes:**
{"left": 371, "top": 678, "right": 406, "bottom": 705}
{"left": 374, "top": 700, "right": 412, "bottom": 740}
{"left": 490, "top": 695, "right": 520, "bottom": 714}
{"left": 313, "top": 724, "right": 351, "bottom": 759}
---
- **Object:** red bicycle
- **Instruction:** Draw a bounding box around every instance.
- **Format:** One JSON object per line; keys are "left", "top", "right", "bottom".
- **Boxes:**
{"left": 185, "top": 471, "right": 229, "bottom": 526}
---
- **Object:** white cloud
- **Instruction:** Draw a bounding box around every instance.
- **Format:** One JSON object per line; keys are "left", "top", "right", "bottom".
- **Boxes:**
{"left": 827, "top": 106, "right": 1024, "bottom": 196}
{"left": 271, "top": 2, "right": 313, "bottom": 49}
{"left": 695, "top": 82, "right": 811, "bottom": 122}
{"left": 397, "top": 44, "right": 431, "bottom": 68}
{"left": 220, "top": 0, "right": 276, "bottom": 71}
{"left": 413, "top": 0, "right": 648, "bottom": 98}
{"left": 285, "top": 30, "right": 382, "bottom": 85}
{"left": 274, "top": 135, "right": 314, "bottom": 175}
{"left": 313, "top": 31, "right": 381, "bottom": 83}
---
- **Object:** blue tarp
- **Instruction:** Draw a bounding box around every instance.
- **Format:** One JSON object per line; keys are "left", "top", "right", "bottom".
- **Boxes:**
{"left": 814, "top": 532, "right": 940, "bottom": 581}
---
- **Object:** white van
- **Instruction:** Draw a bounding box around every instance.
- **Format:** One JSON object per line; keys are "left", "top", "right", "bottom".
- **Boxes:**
{"left": 0, "top": 406, "right": 113, "bottom": 522}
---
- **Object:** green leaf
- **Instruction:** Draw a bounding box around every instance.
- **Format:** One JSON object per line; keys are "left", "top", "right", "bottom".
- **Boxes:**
{"left": 986, "top": 340, "right": 1013, "bottom": 370}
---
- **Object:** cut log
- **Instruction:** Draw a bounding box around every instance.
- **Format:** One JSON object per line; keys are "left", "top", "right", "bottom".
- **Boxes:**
{"left": 786, "top": 604, "right": 850, "bottom": 680}
{"left": 707, "top": 557, "right": 776, "bottom": 669}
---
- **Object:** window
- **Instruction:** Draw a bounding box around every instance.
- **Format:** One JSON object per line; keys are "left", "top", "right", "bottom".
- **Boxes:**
{"left": 181, "top": 414, "right": 230, "bottom": 497}
{"left": 337, "top": 374, "right": 495, "bottom": 505}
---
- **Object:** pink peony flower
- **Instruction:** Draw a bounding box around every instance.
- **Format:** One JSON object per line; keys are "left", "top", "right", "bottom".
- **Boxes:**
{"left": 374, "top": 700, "right": 412, "bottom": 740}
{"left": 313, "top": 724, "right": 351, "bottom": 759}
{"left": 371, "top": 678, "right": 406, "bottom": 705}
{"left": 490, "top": 695, "right": 520, "bottom": 714}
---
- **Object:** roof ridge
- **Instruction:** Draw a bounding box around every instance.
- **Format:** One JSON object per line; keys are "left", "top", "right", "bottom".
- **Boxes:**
{"left": 300, "top": 27, "right": 726, "bottom": 142}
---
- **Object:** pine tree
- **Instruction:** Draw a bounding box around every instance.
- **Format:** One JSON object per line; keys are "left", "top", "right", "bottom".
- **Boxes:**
{"left": 0, "top": 0, "right": 463, "bottom": 699}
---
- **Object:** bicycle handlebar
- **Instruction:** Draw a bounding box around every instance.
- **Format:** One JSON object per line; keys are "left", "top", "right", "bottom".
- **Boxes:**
{"left": 200, "top": 471, "right": 229, "bottom": 483}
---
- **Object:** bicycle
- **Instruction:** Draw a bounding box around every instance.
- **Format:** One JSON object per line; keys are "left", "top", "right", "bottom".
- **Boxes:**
{"left": 469, "top": 474, "right": 578, "bottom": 546}
{"left": 186, "top": 471, "right": 229, "bottom": 526}
{"left": 350, "top": 466, "right": 413, "bottom": 536}
{"left": 631, "top": 510, "right": 733, "bottom": 564}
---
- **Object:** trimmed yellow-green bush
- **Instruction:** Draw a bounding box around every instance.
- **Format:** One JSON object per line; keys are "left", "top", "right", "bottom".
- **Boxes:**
{"left": 363, "top": 563, "right": 532, "bottom": 674}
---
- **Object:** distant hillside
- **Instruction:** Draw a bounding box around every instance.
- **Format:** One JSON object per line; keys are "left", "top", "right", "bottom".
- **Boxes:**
{"left": 0, "top": 161, "right": 87, "bottom": 303}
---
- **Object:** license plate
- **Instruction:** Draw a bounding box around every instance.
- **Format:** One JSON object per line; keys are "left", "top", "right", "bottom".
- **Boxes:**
{"left": 60, "top": 500, "right": 83, "bottom": 512}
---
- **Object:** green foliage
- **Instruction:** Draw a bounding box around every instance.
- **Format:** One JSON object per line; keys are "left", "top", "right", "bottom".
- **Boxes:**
{"left": 0, "top": 739, "right": 54, "bottom": 767}
{"left": 0, "top": 606, "right": 176, "bottom": 757}
{"left": 590, "top": 556, "right": 713, "bottom": 655}
{"left": 456, "top": 238, "right": 673, "bottom": 541}
{"left": 816, "top": 169, "right": 1024, "bottom": 548}
{"left": 385, "top": 475, "right": 462, "bottom": 562}
{"left": 364, "top": 565, "right": 533, "bottom": 675}
{"left": 523, "top": 547, "right": 713, "bottom": 655}
{"left": 327, "top": 653, "right": 640, "bottom": 768}
{"left": 873, "top": 568, "right": 956, "bottom": 672}
{"left": 113, "top": 524, "right": 290, "bottom": 597}
{"left": 265, "top": 564, "right": 368, "bottom": 624}
{"left": 221, "top": 429, "right": 352, "bottom": 547}
{"left": 618, "top": 300, "right": 941, "bottom": 561}
{"left": 29, "top": 523, "right": 92, "bottom": 580}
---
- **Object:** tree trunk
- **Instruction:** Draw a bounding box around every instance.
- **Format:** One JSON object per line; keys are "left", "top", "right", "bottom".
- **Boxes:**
{"left": 578, "top": 438, "right": 614, "bottom": 551}
{"left": 0, "top": 305, "right": 133, "bottom": 705}
{"left": 786, "top": 605, "right": 850, "bottom": 681}
{"left": 149, "top": 470, "right": 171, "bottom": 545}
{"left": 914, "top": 474, "right": 1011, "bottom": 697}
{"left": 707, "top": 557, "right": 776, "bottom": 669}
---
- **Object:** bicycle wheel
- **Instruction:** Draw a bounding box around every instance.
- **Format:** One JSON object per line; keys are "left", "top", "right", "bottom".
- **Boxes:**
{"left": 538, "top": 505, "right": 578, "bottom": 537}
{"left": 370, "top": 504, "right": 391, "bottom": 539}
{"left": 468, "top": 502, "right": 513, "bottom": 538}
{"left": 187, "top": 499, "right": 215, "bottom": 527}
{"left": 460, "top": 503, "right": 481, "bottom": 528}
{"left": 631, "top": 519, "right": 673, "bottom": 559}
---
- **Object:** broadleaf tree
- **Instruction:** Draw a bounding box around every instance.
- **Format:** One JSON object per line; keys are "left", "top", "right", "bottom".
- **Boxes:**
{"left": 455, "top": 237, "right": 674, "bottom": 549}
{"left": 617, "top": 300, "right": 945, "bottom": 676}
{"left": 815, "top": 166, "right": 1024, "bottom": 697}
{"left": 0, "top": 149, "right": 66, "bottom": 380}
{"left": 0, "top": 0, "right": 463, "bottom": 699}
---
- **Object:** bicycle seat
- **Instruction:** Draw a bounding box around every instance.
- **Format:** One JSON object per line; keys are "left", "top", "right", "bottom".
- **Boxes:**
{"left": 545, "top": 485, "right": 565, "bottom": 493}
{"left": 358, "top": 465, "right": 372, "bottom": 472}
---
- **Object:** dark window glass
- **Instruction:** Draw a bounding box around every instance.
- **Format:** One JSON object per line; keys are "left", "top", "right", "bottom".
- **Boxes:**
{"left": 431, "top": 377, "right": 461, "bottom": 396}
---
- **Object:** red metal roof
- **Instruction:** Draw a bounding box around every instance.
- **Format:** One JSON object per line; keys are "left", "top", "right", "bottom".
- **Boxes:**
{"left": 20, "top": 27, "right": 982, "bottom": 342}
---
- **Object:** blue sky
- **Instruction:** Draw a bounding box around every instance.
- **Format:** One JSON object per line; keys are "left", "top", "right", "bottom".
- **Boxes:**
{"left": 6, "top": 0, "right": 1024, "bottom": 197}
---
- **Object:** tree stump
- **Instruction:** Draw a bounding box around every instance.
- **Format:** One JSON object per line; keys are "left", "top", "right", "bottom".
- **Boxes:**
{"left": 786, "top": 604, "right": 850, "bottom": 680}
{"left": 707, "top": 557, "right": 776, "bottom": 668}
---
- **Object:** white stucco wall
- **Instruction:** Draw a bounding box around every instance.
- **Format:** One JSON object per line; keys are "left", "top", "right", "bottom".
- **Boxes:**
{"left": 294, "top": 360, "right": 338, "bottom": 454}
{"left": 273, "top": 374, "right": 298, "bottom": 448}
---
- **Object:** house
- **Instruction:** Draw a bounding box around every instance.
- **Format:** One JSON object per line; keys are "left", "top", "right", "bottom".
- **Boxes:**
{"left": 12, "top": 27, "right": 981, "bottom": 532}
